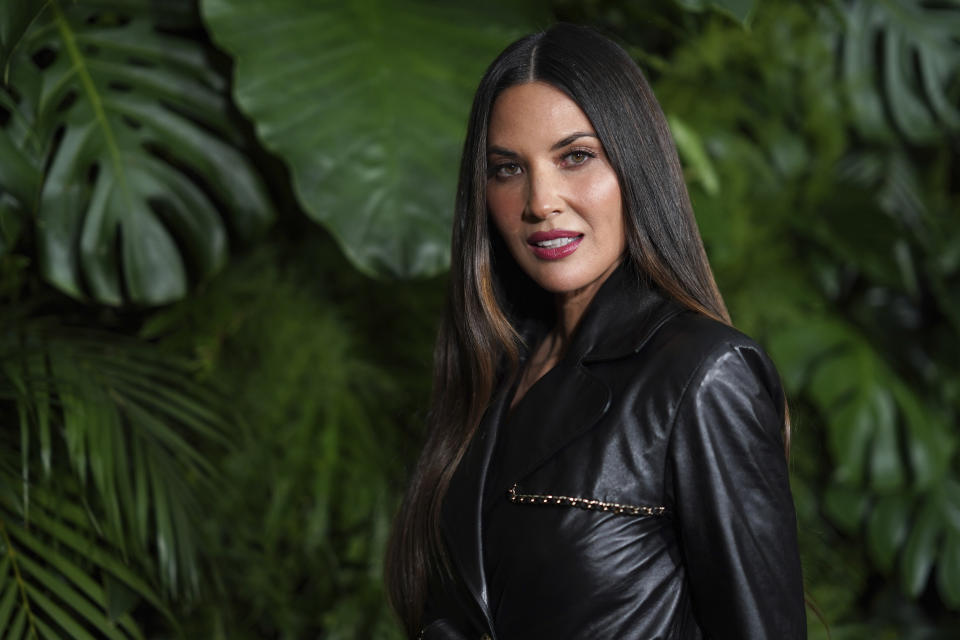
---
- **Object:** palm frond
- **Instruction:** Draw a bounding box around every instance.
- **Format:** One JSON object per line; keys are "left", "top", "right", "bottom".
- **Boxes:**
{"left": 0, "top": 314, "right": 232, "bottom": 635}
{"left": 0, "top": 472, "right": 163, "bottom": 639}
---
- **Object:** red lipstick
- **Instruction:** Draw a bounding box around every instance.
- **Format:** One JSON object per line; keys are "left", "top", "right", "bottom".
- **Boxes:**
{"left": 527, "top": 230, "right": 584, "bottom": 260}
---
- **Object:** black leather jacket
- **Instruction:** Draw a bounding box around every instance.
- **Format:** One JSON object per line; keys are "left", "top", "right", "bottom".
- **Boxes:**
{"left": 422, "top": 265, "right": 806, "bottom": 639}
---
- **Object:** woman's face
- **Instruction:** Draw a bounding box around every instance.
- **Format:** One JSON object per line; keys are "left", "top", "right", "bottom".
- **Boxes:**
{"left": 486, "top": 81, "right": 625, "bottom": 298}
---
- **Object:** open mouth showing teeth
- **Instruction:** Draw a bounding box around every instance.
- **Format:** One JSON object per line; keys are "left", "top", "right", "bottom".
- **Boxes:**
{"left": 534, "top": 235, "right": 582, "bottom": 248}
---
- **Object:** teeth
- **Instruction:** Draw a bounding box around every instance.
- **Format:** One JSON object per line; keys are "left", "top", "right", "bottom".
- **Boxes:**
{"left": 536, "top": 237, "right": 577, "bottom": 248}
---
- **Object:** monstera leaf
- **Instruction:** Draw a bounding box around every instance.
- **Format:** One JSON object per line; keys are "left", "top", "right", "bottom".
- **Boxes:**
{"left": 0, "top": 0, "right": 274, "bottom": 306}
{"left": 840, "top": 0, "right": 960, "bottom": 144}
{"left": 769, "top": 314, "right": 960, "bottom": 607}
{"left": 201, "top": 0, "right": 547, "bottom": 278}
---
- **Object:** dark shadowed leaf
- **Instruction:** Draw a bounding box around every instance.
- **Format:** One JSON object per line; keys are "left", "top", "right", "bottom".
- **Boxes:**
{"left": 938, "top": 531, "right": 960, "bottom": 608}
{"left": 0, "top": 0, "right": 45, "bottom": 79}
{"left": 867, "top": 494, "right": 910, "bottom": 572}
{"left": 824, "top": 483, "right": 868, "bottom": 534}
{"left": 901, "top": 497, "right": 942, "bottom": 597}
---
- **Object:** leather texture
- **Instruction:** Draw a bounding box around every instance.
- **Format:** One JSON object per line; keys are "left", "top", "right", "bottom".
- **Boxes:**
{"left": 422, "top": 263, "right": 806, "bottom": 639}
{"left": 419, "top": 618, "right": 472, "bottom": 640}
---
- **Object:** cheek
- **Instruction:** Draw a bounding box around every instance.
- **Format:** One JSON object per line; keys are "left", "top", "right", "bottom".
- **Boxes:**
{"left": 486, "top": 185, "right": 522, "bottom": 235}
{"left": 586, "top": 171, "right": 621, "bottom": 208}
{"left": 574, "top": 170, "right": 623, "bottom": 228}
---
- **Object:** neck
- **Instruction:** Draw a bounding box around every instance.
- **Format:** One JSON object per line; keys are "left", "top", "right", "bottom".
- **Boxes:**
{"left": 546, "top": 259, "right": 623, "bottom": 357}
{"left": 553, "top": 286, "right": 598, "bottom": 344}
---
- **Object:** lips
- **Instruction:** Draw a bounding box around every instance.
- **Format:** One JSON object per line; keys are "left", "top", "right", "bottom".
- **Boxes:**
{"left": 527, "top": 230, "right": 584, "bottom": 260}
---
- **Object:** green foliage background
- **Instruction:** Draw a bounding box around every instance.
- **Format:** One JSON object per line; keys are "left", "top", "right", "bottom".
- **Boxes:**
{"left": 0, "top": 0, "right": 958, "bottom": 638}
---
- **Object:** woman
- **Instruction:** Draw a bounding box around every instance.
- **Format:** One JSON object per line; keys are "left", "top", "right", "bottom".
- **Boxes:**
{"left": 386, "top": 23, "right": 806, "bottom": 640}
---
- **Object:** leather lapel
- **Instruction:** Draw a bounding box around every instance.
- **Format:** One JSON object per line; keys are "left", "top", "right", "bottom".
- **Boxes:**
{"left": 441, "top": 381, "right": 512, "bottom": 636}
{"left": 563, "top": 262, "right": 683, "bottom": 364}
{"left": 489, "top": 361, "right": 611, "bottom": 501}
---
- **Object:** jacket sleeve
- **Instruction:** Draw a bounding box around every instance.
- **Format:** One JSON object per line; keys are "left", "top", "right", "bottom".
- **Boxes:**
{"left": 666, "top": 341, "right": 806, "bottom": 639}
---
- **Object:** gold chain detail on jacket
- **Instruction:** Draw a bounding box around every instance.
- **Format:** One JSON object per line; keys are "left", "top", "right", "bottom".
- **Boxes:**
{"left": 508, "top": 483, "right": 668, "bottom": 517}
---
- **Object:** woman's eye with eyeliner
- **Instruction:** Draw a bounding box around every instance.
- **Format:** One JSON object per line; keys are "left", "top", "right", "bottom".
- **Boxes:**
{"left": 494, "top": 163, "right": 522, "bottom": 178}
{"left": 562, "top": 149, "right": 596, "bottom": 167}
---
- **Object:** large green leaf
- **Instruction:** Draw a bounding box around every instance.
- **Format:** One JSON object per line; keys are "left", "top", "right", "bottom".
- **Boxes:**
{"left": 840, "top": 0, "right": 960, "bottom": 144}
{"left": 201, "top": 0, "right": 546, "bottom": 277}
{"left": 770, "top": 307, "right": 959, "bottom": 603}
{"left": 0, "top": 0, "right": 274, "bottom": 305}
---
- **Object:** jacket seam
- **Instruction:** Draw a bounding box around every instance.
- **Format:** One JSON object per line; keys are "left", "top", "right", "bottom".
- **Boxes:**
{"left": 663, "top": 339, "right": 741, "bottom": 472}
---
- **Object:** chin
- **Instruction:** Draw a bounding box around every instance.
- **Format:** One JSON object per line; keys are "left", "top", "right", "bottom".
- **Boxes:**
{"left": 526, "top": 268, "right": 603, "bottom": 295}
{"left": 517, "top": 254, "right": 626, "bottom": 297}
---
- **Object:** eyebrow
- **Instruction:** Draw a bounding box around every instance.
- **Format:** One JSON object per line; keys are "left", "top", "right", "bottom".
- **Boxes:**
{"left": 551, "top": 132, "right": 597, "bottom": 150}
{"left": 487, "top": 131, "right": 598, "bottom": 157}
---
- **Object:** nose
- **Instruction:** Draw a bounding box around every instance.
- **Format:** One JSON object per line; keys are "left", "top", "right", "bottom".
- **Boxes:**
{"left": 524, "top": 167, "right": 563, "bottom": 221}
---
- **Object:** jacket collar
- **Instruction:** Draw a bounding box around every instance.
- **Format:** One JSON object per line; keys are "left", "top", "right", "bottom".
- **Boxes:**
{"left": 559, "top": 260, "right": 686, "bottom": 365}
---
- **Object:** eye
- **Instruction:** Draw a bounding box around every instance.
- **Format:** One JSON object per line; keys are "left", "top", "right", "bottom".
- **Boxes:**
{"left": 491, "top": 162, "right": 522, "bottom": 179}
{"left": 562, "top": 148, "right": 597, "bottom": 167}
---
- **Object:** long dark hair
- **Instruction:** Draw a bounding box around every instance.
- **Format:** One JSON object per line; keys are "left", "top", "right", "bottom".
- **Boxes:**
{"left": 385, "top": 23, "right": 741, "bottom": 636}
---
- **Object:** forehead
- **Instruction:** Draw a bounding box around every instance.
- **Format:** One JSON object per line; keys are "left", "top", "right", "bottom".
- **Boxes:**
{"left": 487, "top": 82, "right": 594, "bottom": 147}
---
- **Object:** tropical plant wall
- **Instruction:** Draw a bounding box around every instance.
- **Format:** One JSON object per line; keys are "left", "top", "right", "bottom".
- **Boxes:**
{"left": 0, "top": 0, "right": 958, "bottom": 638}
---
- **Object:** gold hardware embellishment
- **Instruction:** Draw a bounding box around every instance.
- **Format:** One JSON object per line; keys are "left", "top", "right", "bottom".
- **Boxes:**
{"left": 508, "top": 483, "right": 668, "bottom": 517}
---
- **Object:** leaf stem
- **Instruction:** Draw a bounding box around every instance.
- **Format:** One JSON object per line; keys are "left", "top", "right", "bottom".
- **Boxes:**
{"left": 49, "top": 0, "right": 130, "bottom": 206}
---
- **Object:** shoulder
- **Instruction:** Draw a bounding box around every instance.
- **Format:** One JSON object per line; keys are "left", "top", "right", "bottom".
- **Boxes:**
{"left": 646, "top": 311, "right": 785, "bottom": 421}
{"left": 653, "top": 310, "right": 770, "bottom": 364}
